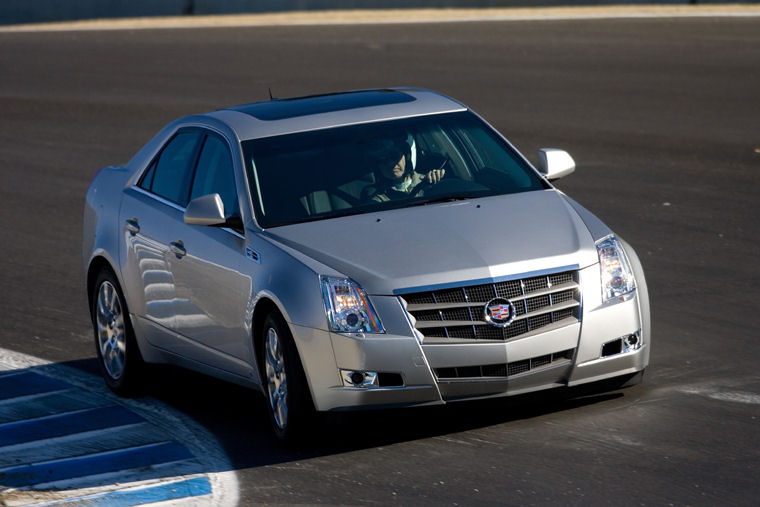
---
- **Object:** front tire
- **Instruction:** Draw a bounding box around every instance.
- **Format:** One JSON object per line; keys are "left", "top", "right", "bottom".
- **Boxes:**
{"left": 260, "top": 312, "right": 313, "bottom": 441}
{"left": 91, "top": 269, "right": 145, "bottom": 396}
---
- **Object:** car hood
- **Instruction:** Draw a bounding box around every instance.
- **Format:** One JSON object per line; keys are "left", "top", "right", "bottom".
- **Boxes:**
{"left": 264, "top": 190, "right": 600, "bottom": 295}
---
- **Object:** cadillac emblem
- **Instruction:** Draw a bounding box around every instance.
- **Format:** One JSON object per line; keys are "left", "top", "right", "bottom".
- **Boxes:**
{"left": 484, "top": 298, "right": 516, "bottom": 327}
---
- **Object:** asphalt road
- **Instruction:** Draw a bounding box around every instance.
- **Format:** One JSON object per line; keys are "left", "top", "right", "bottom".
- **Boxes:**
{"left": 1, "top": 15, "right": 759, "bottom": 506}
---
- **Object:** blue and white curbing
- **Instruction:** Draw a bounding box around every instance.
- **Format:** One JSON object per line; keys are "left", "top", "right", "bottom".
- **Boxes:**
{"left": 0, "top": 348, "right": 238, "bottom": 506}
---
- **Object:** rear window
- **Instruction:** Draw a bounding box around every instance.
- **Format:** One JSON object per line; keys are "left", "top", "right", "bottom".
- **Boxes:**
{"left": 139, "top": 131, "right": 202, "bottom": 206}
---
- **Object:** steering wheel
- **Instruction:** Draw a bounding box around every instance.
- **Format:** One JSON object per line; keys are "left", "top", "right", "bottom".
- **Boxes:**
{"left": 411, "top": 179, "right": 433, "bottom": 197}
{"left": 411, "top": 156, "right": 450, "bottom": 197}
{"left": 414, "top": 177, "right": 473, "bottom": 198}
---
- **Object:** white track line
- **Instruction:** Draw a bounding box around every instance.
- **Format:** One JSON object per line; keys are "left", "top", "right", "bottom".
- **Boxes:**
{"left": 1, "top": 5, "right": 759, "bottom": 33}
{"left": 0, "top": 347, "right": 239, "bottom": 506}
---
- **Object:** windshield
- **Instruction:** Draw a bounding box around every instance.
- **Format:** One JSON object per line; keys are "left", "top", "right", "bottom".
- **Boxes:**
{"left": 242, "top": 111, "right": 548, "bottom": 228}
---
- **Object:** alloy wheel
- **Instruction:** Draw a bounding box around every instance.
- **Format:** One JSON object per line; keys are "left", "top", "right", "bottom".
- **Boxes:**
{"left": 265, "top": 326, "right": 288, "bottom": 430}
{"left": 95, "top": 281, "right": 126, "bottom": 380}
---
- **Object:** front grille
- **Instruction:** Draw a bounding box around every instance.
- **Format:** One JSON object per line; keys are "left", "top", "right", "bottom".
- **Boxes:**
{"left": 401, "top": 270, "right": 580, "bottom": 343}
{"left": 435, "top": 349, "right": 575, "bottom": 379}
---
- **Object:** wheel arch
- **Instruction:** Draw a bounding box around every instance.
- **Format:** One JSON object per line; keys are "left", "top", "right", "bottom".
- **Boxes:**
{"left": 86, "top": 254, "right": 119, "bottom": 316}
{"left": 251, "top": 296, "right": 280, "bottom": 371}
{"left": 250, "top": 295, "right": 318, "bottom": 408}
{"left": 249, "top": 288, "right": 304, "bottom": 363}
{"left": 88, "top": 255, "right": 147, "bottom": 395}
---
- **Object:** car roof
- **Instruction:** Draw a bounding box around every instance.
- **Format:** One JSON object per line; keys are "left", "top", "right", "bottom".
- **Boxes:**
{"left": 205, "top": 87, "right": 468, "bottom": 141}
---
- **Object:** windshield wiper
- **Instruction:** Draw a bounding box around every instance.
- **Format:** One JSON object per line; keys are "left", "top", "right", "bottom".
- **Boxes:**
{"left": 409, "top": 194, "right": 481, "bottom": 207}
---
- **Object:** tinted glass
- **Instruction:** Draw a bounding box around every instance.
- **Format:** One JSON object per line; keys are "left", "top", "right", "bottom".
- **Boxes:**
{"left": 139, "top": 160, "right": 157, "bottom": 190}
{"left": 146, "top": 132, "right": 201, "bottom": 206}
{"left": 190, "top": 135, "right": 238, "bottom": 217}
{"left": 231, "top": 90, "right": 415, "bottom": 121}
{"left": 242, "top": 111, "right": 548, "bottom": 228}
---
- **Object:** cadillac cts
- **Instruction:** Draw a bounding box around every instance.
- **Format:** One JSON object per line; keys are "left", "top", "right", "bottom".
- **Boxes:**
{"left": 83, "top": 88, "right": 650, "bottom": 440}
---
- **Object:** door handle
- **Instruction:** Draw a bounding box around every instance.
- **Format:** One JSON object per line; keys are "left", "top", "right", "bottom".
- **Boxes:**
{"left": 125, "top": 218, "right": 140, "bottom": 235}
{"left": 170, "top": 241, "right": 186, "bottom": 258}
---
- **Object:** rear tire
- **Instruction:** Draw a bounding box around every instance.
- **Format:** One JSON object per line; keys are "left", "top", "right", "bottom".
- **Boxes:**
{"left": 259, "top": 312, "right": 313, "bottom": 441}
{"left": 91, "top": 269, "right": 145, "bottom": 396}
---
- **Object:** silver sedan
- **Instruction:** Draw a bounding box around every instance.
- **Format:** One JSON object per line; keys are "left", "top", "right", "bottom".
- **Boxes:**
{"left": 83, "top": 88, "right": 650, "bottom": 440}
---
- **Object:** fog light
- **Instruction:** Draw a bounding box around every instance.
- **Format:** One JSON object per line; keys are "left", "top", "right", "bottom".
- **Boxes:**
{"left": 623, "top": 330, "right": 642, "bottom": 353}
{"left": 601, "top": 330, "right": 642, "bottom": 358}
{"left": 341, "top": 369, "right": 379, "bottom": 388}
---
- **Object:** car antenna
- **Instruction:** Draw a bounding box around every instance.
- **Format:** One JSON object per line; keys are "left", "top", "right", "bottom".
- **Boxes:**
{"left": 268, "top": 87, "right": 275, "bottom": 100}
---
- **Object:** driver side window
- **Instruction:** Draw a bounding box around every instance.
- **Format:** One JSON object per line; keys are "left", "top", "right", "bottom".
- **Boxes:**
{"left": 190, "top": 134, "right": 239, "bottom": 218}
{"left": 139, "top": 130, "right": 239, "bottom": 220}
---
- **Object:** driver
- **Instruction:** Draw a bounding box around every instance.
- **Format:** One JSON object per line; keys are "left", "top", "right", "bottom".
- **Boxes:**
{"left": 363, "top": 138, "right": 445, "bottom": 202}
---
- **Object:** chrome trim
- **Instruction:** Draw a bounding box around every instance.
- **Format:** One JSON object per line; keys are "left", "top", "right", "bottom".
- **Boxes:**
{"left": 600, "top": 329, "right": 642, "bottom": 357}
{"left": 398, "top": 296, "right": 424, "bottom": 344}
{"left": 402, "top": 268, "right": 581, "bottom": 344}
{"left": 485, "top": 298, "right": 517, "bottom": 328}
{"left": 340, "top": 369, "right": 379, "bottom": 388}
{"left": 404, "top": 280, "right": 578, "bottom": 310}
{"left": 411, "top": 299, "right": 579, "bottom": 329}
{"left": 393, "top": 264, "right": 580, "bottom": 295}
{"left": 130, "top": 185, "right": 245, "bottom": 239}
{"left": 421, "top": 319, "right": 580, "bottom": 345}
{"left": 132, "top": 185, "right": 185, "bottom": 213}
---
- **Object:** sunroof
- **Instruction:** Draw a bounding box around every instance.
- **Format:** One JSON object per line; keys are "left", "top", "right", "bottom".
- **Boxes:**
{"left": 229, "top": 90, "right": 416, "bottom": 121}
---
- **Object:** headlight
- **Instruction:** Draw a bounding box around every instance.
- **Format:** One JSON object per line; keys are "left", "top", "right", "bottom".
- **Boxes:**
{"left": 596, "top": 235, "right": 636, "bottom": 304}
{"left": 320, "top": 276, "right": 385, "bottom": 333}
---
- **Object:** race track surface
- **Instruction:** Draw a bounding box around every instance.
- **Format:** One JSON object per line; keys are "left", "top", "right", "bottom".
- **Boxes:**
{"left": 1, "top": 15, "right": 759, "bottom": 505}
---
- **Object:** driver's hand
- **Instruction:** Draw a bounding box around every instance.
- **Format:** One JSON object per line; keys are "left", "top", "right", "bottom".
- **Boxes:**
{"left": 426, "top": 168, "right": 446, "bottom": 184}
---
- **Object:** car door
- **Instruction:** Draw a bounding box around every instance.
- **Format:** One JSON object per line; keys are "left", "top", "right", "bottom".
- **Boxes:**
{"left": 167, "top": 133, "right": 253, "bottom": 377}
{"left": 119, "top": 128, "right": 253, "bottom": 378}
{"left": 120, "top": 130, "right": 202, "bottom": 350}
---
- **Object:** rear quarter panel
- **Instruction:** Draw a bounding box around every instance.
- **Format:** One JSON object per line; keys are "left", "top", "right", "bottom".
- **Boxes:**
{"left": 83, "top": 165, "right": 132, "bottom": 284}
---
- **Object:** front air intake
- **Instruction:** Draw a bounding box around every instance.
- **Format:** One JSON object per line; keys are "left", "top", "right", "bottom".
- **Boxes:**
{"left": 434, "top": 349, "right": 575, "bottom": 380}
{"left": 601, "top": 339, "right": 623, "bottom": 357}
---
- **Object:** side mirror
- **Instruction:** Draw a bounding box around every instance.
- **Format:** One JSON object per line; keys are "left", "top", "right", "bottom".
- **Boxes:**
{"left": 537, "top": 149, "right": 575, "bottom": 181}
{"left": 184, "top": 193, "right": 226, "bottom": 226}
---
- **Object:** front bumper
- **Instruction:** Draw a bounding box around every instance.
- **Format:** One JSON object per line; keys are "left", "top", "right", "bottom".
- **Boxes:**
{"left": 291, "top": 269, "right": 649, "bottom": 412}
